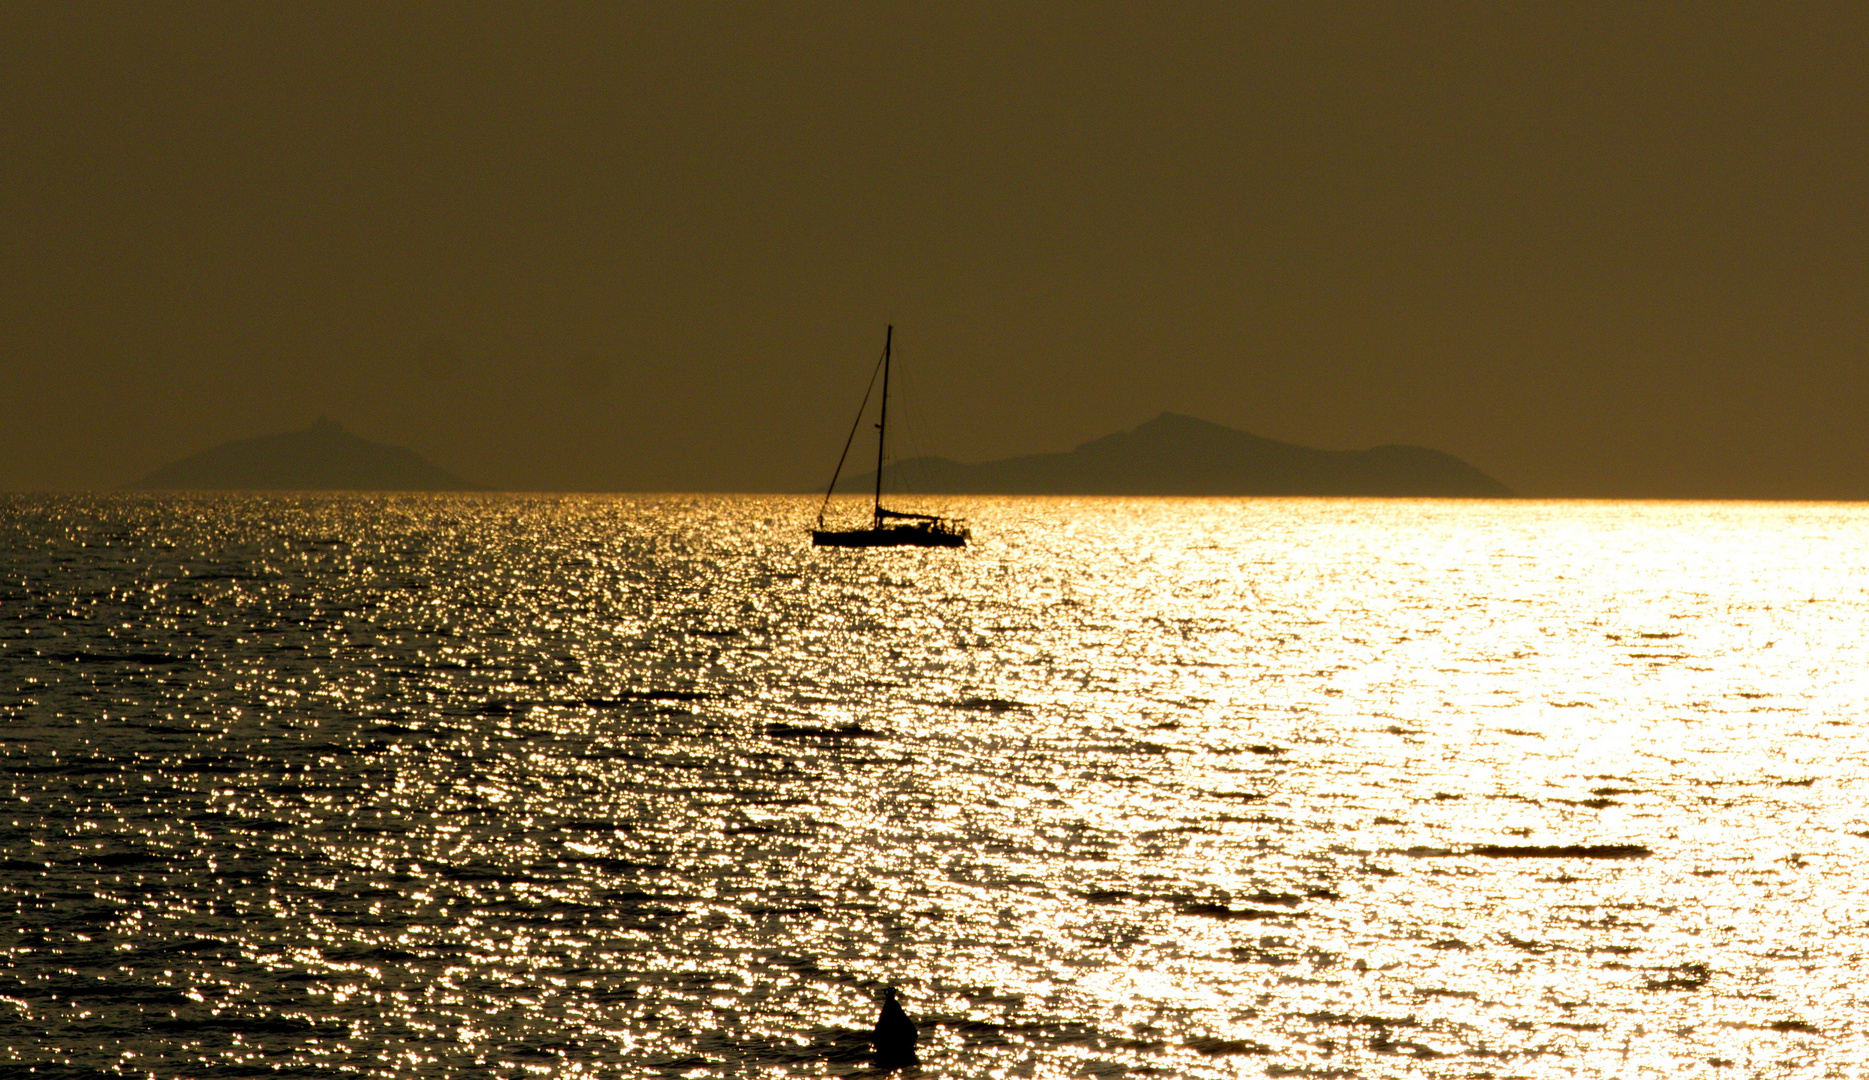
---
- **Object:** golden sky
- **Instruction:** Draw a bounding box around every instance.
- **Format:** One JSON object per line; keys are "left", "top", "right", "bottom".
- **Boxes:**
{"left": 3, "top": 3, "right": 1865, "bottom": 496}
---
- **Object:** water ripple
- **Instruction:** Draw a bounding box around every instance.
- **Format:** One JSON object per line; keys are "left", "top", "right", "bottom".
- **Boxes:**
{"left": 2, "top": 493, "right": 1865, "bottom": 1076}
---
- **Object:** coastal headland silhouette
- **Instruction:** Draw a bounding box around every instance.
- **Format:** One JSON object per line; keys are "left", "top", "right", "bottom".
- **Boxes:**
{"left": 126, "top": 412, "right": 1507, "bottom": 495}
{"left": 839, "top": 412, "right": 1512, "bottom": 497}
{"left": 128, "top": 418, "right": 481, "bottom": 492}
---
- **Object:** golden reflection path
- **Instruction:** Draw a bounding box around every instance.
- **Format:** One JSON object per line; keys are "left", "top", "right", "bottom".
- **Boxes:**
{"left": 0, "top": 495, "right": 1864, "bottom": 1077}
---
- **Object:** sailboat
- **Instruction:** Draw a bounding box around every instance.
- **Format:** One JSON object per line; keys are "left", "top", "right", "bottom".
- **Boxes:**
{"left": 812, "top": 326, "right": 970, "bottom": 548}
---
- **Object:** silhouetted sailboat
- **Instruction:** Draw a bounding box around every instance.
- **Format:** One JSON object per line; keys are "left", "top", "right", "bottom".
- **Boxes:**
{"left": 812, "top": 325, "right": 969, "bottom": 548}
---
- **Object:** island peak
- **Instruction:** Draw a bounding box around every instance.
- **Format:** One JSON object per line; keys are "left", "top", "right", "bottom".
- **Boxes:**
{"left": 129, "top": 420, "right": 482, "bottom": 492}
{"left": 841, "top": 413, "right": 1510, "bottom": 497}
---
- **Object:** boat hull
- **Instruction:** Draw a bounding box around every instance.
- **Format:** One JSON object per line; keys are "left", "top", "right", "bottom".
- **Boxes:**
{"left": 812, "top": 526, "right": 968, "bottom": 548}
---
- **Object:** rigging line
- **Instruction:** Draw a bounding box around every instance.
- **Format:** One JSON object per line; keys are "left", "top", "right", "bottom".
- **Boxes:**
{"left": 815, "top": 334, "right": 890, "bottom": 529}
{"left": 887, "top": 355, "right": 939, "bottom": 500}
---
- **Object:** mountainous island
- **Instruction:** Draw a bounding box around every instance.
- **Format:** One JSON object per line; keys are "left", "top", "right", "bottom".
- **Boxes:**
{"left": 128, "top": 418, "right": 481, "bottom": 491}
{"left": 840, "top": 412, "right": 1512, "bottom": 497}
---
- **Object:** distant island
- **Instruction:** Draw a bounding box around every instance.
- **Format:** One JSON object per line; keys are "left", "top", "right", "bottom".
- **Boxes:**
{"left": 128, "top": 418, "right": 482, "bottom": 492}
{"left": 840, "top": 412, "right": 1512, "bottom": 497}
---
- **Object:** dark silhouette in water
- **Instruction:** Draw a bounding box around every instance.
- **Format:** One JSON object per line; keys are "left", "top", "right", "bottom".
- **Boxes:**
{"left": 871, "top": 985, "right": 919, "bottom": 1069}
{"left": 838, "top": 411, "right": 1513, "bottom": 497}
{"left": 128, "top": 417, "right": 482, "bottom": 491}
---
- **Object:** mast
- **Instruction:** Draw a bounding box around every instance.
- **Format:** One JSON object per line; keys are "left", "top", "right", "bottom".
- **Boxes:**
{"left": 872, "top": 324, "right": 892, "bottom": 528}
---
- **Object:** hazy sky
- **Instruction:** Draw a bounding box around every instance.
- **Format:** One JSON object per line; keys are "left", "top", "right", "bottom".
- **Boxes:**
{"left": 4, "top": 3, "right": 1866, "bottom": 496}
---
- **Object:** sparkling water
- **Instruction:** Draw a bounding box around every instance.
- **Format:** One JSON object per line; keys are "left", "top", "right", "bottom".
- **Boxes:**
{"left": 3, "top": 494, "right": 1865, "bottom": 1078}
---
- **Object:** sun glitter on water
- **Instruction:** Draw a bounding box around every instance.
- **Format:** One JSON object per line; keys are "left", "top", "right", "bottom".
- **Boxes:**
{"left": 1, "top": 494, "right": 1866, "bottom": 1077}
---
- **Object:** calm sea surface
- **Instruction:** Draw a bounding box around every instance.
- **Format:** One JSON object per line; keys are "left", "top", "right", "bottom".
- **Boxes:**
{"left": 2, "top": 494, "right": 1866, "bottom": 1079}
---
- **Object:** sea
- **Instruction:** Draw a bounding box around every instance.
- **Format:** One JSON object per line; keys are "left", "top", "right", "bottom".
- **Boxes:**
{"left": 2, "top": 493, "right": 1866, "bottom": 1079}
